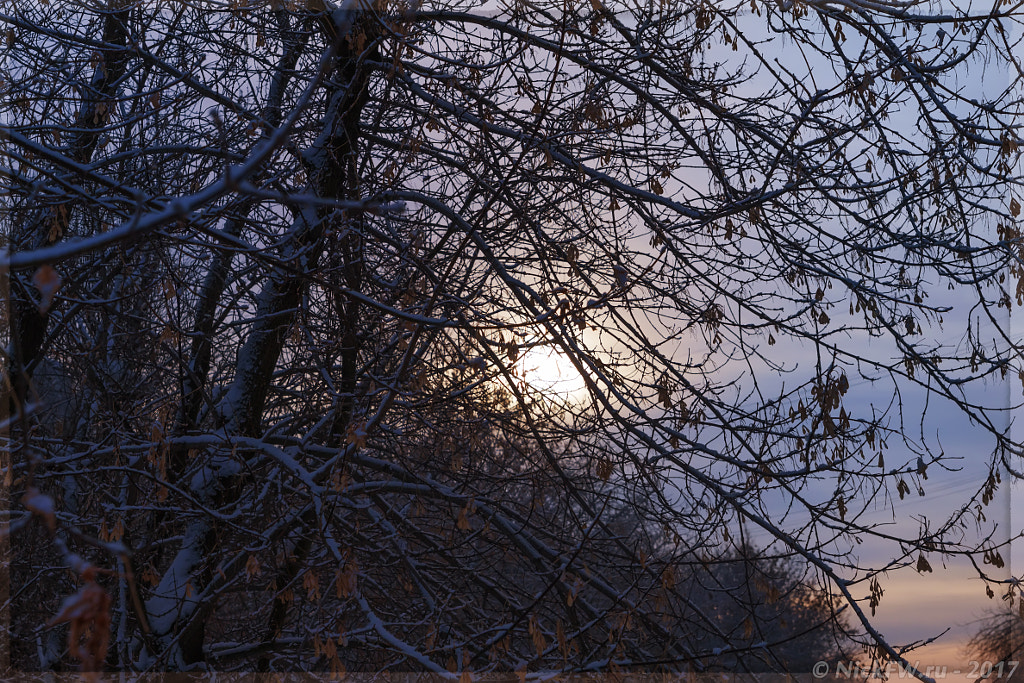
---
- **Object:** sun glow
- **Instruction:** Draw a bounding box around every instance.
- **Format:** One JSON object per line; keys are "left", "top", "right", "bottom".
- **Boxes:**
{"left": 514, "top": 345, "right": 588, "bottom": 399}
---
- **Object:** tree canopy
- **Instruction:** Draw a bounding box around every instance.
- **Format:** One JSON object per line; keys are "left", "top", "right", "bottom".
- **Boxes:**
{"left": 1, "top": 0, "right": 1022, "bottom": 677}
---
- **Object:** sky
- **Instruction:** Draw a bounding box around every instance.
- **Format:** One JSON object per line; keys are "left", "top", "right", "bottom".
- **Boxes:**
{"left": 562, "top": 1, "right": 1023, "bottom": 672}
{"left": 724, "top": 3, "right": 1020, "bottom": 672}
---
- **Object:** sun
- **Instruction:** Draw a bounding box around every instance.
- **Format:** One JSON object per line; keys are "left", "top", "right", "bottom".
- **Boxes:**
{"left": 515, "top": 345, "right": 588, "bottom": 399}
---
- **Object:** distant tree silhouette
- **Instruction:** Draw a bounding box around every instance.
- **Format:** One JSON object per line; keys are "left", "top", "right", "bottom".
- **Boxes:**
{"left": 968, "top": 608, "right": 1024, "bottom": 683}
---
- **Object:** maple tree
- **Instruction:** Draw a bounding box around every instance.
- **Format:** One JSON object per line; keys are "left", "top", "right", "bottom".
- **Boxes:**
{"left": 2, "top": 0, "right": 1022, "bottom": 677}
